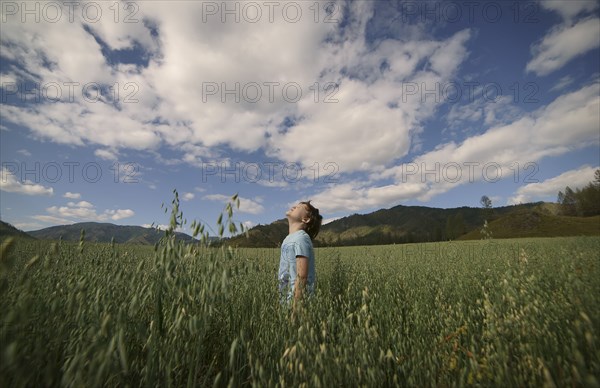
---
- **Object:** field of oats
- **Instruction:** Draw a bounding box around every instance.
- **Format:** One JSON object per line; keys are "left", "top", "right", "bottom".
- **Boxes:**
{"left": 1, "top": 229, "right": 599, "bottom": 386}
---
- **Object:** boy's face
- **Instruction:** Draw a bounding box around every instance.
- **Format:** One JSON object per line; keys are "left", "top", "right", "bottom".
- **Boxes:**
{"left": 286, "top": 203, "right": 309, "bottom": 223}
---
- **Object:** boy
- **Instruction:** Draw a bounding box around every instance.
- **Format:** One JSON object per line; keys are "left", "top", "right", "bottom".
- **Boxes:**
{"left": 278, "top": 201, "right": 322, "bottom": 305}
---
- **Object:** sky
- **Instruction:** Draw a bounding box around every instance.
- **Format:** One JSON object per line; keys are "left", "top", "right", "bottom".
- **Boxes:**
{"left": 1, "top": 0, "right": 599, "bottom": 235}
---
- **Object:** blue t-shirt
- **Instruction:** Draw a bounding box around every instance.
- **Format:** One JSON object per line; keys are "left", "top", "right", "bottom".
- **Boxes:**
{"left": 278, "top": 230, "right": 315, "bottom": 302}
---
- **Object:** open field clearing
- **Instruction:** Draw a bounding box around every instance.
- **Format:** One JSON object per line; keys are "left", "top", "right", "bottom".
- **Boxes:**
{"left": 1, "top": 236, "right": 599, "bottom": 387}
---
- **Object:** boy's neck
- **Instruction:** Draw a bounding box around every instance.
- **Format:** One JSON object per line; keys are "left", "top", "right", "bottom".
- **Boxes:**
{"left": 288, "top": 219, "right": 305, "bottom": 235}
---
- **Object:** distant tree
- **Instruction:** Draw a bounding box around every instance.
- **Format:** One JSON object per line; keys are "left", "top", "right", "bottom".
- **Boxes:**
{"left": 480, "top": 195, "right": 492, "bottom": 209}
{"left": 560, "top": 186, "right": 578, "bottom": 216}
{"left": 557, "top": 170, "right": 600, "bottom": 217}
{"left": 557, "top": 190, "right": 565, "bottom": 206}
{"left": 575, "top": 182, "right": 600, "bottom": 217}
{"left": 480, "top": 195, "right": 494, "bottom": 239}
{"left": 588, "top": 168, "right": 600, "bottom": 215}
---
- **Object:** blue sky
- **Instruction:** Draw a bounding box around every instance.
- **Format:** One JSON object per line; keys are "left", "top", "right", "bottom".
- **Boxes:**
{"left": 1, "top": 0, "right": 599, "bottom": 234}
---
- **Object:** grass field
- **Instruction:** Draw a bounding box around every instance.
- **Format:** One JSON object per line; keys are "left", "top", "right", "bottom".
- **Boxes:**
{"left": 1, "top": 233, "right": 599, "bottom": 387}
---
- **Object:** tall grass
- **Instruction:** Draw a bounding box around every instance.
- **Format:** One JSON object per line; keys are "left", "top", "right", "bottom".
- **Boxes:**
{"left": 1, "top": 193, "right": 598, "bottom": 387}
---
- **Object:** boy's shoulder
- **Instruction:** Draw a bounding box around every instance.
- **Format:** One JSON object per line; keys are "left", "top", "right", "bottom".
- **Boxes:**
{"left": 285, "top": 230, "right": 311, "bottom": 244}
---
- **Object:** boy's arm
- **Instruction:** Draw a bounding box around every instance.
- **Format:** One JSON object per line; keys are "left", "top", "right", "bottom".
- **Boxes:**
{"left": 294, "top": 255, "right": 309, "bottom": 301}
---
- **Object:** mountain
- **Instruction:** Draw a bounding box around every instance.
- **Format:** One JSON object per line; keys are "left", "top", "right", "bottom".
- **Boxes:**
{"left": 10, "top": 201, "right": 599, "bottom": 248}
{"left": 0, "top": 220, "right": 36, "bottom": 240}
{"left": 227, "top": 202, "right": 599, "bottom": 247}
{"left": 227, "top": 219, "right": 288, "bottom": 247}
{"left": 458, "top": 208, "right": 600, "bottom": 240}
{"left": 27, "top": 222, "right": 198, "bottom": 245}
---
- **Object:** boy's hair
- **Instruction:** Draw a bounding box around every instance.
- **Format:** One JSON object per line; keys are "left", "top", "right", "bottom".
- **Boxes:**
{"left": 300, "top": 201, "right": 323, "bottom": 240}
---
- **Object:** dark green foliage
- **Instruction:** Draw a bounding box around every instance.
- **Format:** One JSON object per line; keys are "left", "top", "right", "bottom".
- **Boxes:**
{"left": 557, "top": 169, "right": 600, "bottom": 217}
{"left": 459, "top": 209, "right": 600, "bottom": 240}
{"left": 230, "top": 202, "right": 596, "bottom": 247}
{"left": 0, "top": 220, "right": 35, "bottom": 240}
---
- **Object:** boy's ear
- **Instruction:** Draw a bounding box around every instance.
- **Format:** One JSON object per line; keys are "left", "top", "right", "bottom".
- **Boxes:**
{"left": 301, "top": 217, "right": 310, "bottom": 224}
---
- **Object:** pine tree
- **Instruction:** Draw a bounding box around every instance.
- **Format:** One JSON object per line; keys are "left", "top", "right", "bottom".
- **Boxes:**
{"left": 561, "top": 187, "right": 577, "bottom": 216}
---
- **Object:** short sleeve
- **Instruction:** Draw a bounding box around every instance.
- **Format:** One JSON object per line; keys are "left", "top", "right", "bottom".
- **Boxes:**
{"left": 293, "top": 234, "right": 312, "bottom": 258}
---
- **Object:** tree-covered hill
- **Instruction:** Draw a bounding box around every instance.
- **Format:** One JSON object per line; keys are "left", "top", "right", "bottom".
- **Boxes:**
{"left": 227, "top": 202, "right": 599, "bottom": 247}
{"left": 0, "top": 220, "right": 35, "bottom": 240}
{"left": 27, "top": 222, "right": 198, "bottom": 245}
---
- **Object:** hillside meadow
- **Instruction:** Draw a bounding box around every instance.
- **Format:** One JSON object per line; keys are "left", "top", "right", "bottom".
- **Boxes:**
{"left": 1, "top": 235, "right": 599, "bottom": 387}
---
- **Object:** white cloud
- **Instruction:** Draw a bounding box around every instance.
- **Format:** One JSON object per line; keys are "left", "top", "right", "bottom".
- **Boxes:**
{"left": 0, "top": 167, "right": 54, "bottom": 196}
{"left": 142, "top": 223, "right": 184, "bottom": 232}
{"left": 0, "top": 1, "right": 162, "bottom": 151}
{"left": 242, "top": 220, "right": 255, "bottom": 229}
{"left": 527, "top": 17, "right": 600, "bottom": 76}
{"left": 142, "top": 223, "right": 171, "bottom": 231}
{"left": 179, "top": 144, "right": 219, "bottom": 169}
{"left": 268, "top": 27, "right": 472, "bottom": 174}
{"left": 446, "top": 95, "right": 523, "bottom": 131}
{"left": 311, "top": 181, "right": 427, "bottom": 214}
{"left": 257, "top": 179, "right": 289, "bottom": 188}
{"left": 105, "top": 209, "right": 135, "bottom": 220}
{"left": 488, "top": 196, "right": 502, "bottom": 206}
{"left": 322, "top": 217, "right": 341, "bottom": 225}
{"left": 13, "top": 222, "right": 43, "bottom": 231}
{"left": 16, "top": 149, "right": 31, "bottom": 157}
{"left": 508, "top": 165, "right": 599, "bottom": 204}
{"left": 31, "top": 215, "right": 73, "bottom": 225}
{"left": 182, "top": 192, "right": 195, "bottom": 201}
{"left": 0, "top": 72, "right": 18, "bottom": 85}
{"left": 204, "top": 194, "right": 264, "bottom": 215}
{"left": 47, "top": 204, "right": 97, "bottom": 220}
{"left": 312, "top": 83, "right": 600, "bottom": 213}
{"left": 63, "top": 192, "right": 81, "bottom": 199}
{"left": 550, "top": 75, "right": 575, "bottom": 92}
{"left": 95, "top": 148, "right": 119, "bottom": 160}
{"left": 67, "top": 201, "right": 94, "bottom": 209}
{"left": 2, "top": 0, "right": 597, "bottom": 219}
{"left": 540, "top": 0, "right": 599, "bottom": 21}
{"left": 1, "top": 102, "right": 162, "bottom": 150}
{"left": 43, "top": 200, "right": 135, "bottom": 222}
{"left": 0, "top": 1, "right": 471, "bottom": 175}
